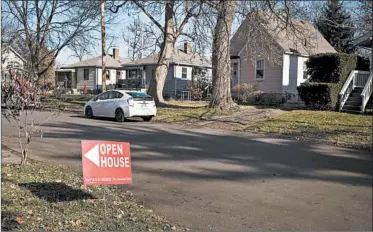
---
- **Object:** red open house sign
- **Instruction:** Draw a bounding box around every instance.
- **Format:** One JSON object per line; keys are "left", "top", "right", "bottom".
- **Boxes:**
{"left": 81, "top": 140, "right": 132, "bottom": 186}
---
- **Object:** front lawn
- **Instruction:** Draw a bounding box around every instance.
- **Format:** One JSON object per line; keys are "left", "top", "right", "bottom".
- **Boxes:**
{"left": 243, "top": 110, "right": 372, "bottom": 147}
{"left": 154, "top": 101, "right": 224, "bottom": 123}
{"left": 1, "top": 160, "right": 178, "bottom": 231}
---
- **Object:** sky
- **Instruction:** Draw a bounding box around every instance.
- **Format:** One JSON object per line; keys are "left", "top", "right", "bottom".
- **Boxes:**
{"left": 56, "top": 11, "right": 150, "bottom": 66}
{"left": 55, "top": 1, "right": 364, "bottom": 66}
{"left": 56, "top": 5, "right": 241, "bottom": 66}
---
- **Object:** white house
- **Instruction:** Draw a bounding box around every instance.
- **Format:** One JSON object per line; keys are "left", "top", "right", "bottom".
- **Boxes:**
{"left": 56, "top": 48, "right": 130, "bottom": 92}
{"left": 230, "top": 12, "right": 337, "bottom": 100}
{"left": 1, "top": 45, "right": 26, "bottom": 82}
{"left": 121, "top": 42, "right": 212, "bottom": 97}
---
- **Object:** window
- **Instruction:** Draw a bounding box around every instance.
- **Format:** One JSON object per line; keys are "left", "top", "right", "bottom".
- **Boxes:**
{"left": 127, "top": 70, "right": 139, "bottom": 79}
{"left": 182, "top": 67, "right": 188, "bottom": 79}
{"left": 303, "top": 62, "right": 308, "bottom": 79}
{"left": 97, "top": 92, "right": 109, "bottom": 100}
{"left": 117, "top": 71, "right": 121, "bottom": 75}
{"left": 109, "top": 91, "right": 123, "bottom": 99}
{"left": 255, "top": 59, "right": 264, "bottom": 79}
{"left": 232, "top": 63, "right": 238, "bottom": 76}
{"left": 125, "top": 91, "right": 150, "bottom": 97}
{"left": 84, "top": 69, "right": 89, "bottom": 80}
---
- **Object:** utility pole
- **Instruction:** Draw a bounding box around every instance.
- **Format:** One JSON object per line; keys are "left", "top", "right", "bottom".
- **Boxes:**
{"left": 101, "top": 0, "right": 107, "bottom": 92}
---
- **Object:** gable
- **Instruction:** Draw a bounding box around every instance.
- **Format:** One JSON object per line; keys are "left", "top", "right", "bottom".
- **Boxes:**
{"left": 230, "top": 11, "right": 337, "bottom": 57}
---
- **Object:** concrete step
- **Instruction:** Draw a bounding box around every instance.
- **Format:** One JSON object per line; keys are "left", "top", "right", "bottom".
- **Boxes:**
{"left": 350, "top": 92, "right": 363, "bottom": 97}
{"left": 345, "top": 101, "right": 362, "bottom": 106}
{"left": 347, "top": 96, "right": 362, "bottom": 102}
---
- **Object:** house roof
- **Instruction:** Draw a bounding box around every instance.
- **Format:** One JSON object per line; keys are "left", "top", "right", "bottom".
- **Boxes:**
{"left": 61, "top": 55, "right": 131, "bottom": 69}
{"left": 122, "top": 49, "right": 212, "bottom": 68}
{"left": 231, "top": 11, "right": 337, "bottom": 57}
{"left": 1, "top": 45, "right": 27, "bottom": 62}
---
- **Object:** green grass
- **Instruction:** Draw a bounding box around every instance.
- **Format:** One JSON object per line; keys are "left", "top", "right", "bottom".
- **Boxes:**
{"left": 243, "top": 110, "right": 372, "bottom": 146}
{"left": 1, "top": 160, "right": 179, "bottom": 231}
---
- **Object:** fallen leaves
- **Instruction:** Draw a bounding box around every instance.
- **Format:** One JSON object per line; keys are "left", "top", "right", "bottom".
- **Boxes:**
{"left": 16, "top": 216, "right": 24, "bottom": 224}
{"left": 2, "top": 161, "right": 175, "bottom": 231}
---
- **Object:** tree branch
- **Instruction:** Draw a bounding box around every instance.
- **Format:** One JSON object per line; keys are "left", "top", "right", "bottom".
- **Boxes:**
{"left": 131, "top": 0, "right": 164, "bottom": 33}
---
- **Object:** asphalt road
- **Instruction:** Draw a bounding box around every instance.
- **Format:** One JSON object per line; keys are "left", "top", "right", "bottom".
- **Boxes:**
{"left": 2, "top": 111, "right": 372, "bottom": 231}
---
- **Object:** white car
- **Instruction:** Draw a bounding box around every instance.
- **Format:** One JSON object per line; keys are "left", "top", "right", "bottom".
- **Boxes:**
{"left": 83, "top": 89, "right": 157, "bottom": 122}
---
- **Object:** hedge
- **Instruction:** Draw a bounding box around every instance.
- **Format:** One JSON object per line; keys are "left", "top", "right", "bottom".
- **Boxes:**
{"left": 306, "top": 53, "right": 357, "bottom": 83}
{"left": 297, "top": 82, "right": 341, "bottom": 110}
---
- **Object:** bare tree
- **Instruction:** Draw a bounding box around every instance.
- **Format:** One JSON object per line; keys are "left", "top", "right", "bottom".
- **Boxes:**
{"left": 1, "top": 0, "right": 101, "bottom": 164}
{"left": 208, "top": 0, "right": 237, "bottom": 110}
{"left": 2, "top": 0, "right": 101, "bottom": 82}
{"left": 101, "top": 0, "right": 107, "bottom": 92}
{"left": 123, "top": 16, "right": 156, "bottom": 60}
{"left": 106, "top": 34, "right": 120, "bottom": 55}
{"left": 1, "top": 70, "right": 62, "bottom": 165}
{"left": 68, "top": 36, "right": 95, "bottom": 62}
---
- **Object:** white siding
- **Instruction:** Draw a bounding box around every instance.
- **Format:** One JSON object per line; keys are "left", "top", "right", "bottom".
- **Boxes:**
{"left": 96, "top": 68, "right": 118, "bottom": 85}
{"left": 282, "top": 54, "right": 290, "bottom": 88}
{"left": 297, "top": 56, "right": 308, "bottom": 86}
{"left": 174, "top": 66, "right": 192, "bottom": 80}
{"left": 282, "top": 55, "right": 309, "bottom": 95}
{"left": 287, "top": 55, "right": 299, "bottom": 94}
{"left": 1, "top": 49, "right": 24, "bottom": 69}
{"left": 76, "top": 67, "right": 96, "bottom": 89}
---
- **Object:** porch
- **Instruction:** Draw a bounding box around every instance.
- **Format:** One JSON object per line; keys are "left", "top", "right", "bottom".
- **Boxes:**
{"left": 55, "top": 69, "right": 76, "bottom": 89}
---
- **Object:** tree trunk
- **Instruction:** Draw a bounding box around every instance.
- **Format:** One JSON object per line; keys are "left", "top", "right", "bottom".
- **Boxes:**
{"left": 147, "top": 0, "right": 175, "bottom": 103}
{"left": 101, "top": 0, "right": 107, "bottom": 92}
{"left": 208, "top": 0, "right": 237, "bottom": 111}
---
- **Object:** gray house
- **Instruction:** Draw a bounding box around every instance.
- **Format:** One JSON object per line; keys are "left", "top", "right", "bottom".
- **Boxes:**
{"left": 121, "top": 42, "right": 212, "bottom": 97}
{"left": 56, "top": 48, "right": 130, "bottom": 92}
{"left": 230, "top": 12, "right": 336, "bottom": 101}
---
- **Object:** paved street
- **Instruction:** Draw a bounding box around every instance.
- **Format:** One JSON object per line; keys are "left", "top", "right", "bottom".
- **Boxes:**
{"left": 2, "top": 111, "right": 372, "bottom": 231}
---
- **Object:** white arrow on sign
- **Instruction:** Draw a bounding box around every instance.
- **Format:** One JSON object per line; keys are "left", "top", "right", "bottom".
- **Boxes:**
{"left": 84, "top": 144, "right": 100, "bottom": 167}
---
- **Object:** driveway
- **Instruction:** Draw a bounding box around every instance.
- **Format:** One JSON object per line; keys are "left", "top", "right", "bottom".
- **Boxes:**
{"left": 2, "top": 111, "right": 372, "bottom": 231}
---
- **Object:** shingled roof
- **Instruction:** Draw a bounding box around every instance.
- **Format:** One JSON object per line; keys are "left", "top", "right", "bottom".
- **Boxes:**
{"left": 122, "top": 49, "right": 212, "bottom": 68}
{"left": 62, "top": 55, "right": 131, "bottom": 69}
{"left": 230, "top": 11, "right": 337, "bottom": 57}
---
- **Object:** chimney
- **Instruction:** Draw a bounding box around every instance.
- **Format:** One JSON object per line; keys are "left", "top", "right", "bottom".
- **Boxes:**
{"left": 184, "top": 42, "right": 191, "bottom": 54}
{"left": 113, "top": 48, "right": 120, "bottom": 59}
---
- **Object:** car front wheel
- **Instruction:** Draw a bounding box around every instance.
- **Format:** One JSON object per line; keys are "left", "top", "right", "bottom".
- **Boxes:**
{"left": 85, "top": 106, "right": 93, "bottom": 118}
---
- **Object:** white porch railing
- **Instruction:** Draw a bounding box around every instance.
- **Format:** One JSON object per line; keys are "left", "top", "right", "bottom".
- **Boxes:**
{"left": 339, "top": 71, "right": 357, "bottom": 111}
{"left": 361, "top": 72, "right": 372, "bottom": 113}
{"left": 339, "top": 70, "right": 371, "bottom": 111}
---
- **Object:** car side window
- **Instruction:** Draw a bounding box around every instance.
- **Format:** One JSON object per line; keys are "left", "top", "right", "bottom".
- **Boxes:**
{"left": 98, "top": 92, "right": 109, "bottom": 100}
{"left": 109, "top": 91, "right": 123, "bottom": 99}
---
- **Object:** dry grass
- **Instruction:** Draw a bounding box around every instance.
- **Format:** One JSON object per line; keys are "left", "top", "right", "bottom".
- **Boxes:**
{"left": 1, "top": 160, "right": 180, "bottom": 231}
{"left": 243, "top": 110, "right": 372, "bottom": 147}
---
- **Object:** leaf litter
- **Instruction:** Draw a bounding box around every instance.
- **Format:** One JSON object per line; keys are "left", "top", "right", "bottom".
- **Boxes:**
{"left": 1, "top": 160, "right": 182, "bottom": 231}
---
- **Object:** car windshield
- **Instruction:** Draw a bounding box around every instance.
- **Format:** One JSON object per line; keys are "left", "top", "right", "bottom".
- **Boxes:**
{"left": 125, "top": 92, "right": 150, "bottom": 97}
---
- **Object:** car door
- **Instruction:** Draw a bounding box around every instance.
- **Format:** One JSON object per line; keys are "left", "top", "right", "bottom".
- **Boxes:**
{"left": 91, "top": 92, "right": 109, "bottom": 116}
{"left": 97, "top": 92, "right": 111, "bottom": 117}
{"left": 105, "top": 91, "right": 123, "bottom": 118}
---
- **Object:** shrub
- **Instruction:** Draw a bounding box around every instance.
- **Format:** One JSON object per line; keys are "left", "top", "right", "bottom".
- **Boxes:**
{"left": 297, "top": 82, "right": 341, "bottom": 110}
{"left": 231, "top": 84, "right": 258, "bottom": 103}
{"left": 186, "top": 75, "right": 211, "bottom": 100}
{"left": 356, "top": 55, "right": 370, "bottom": 71}
{"left": 306, "top": 53, "right": 357, "bottom": 83}
{"left": 254, "top": 92, "right": 286, "bottom": 106}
